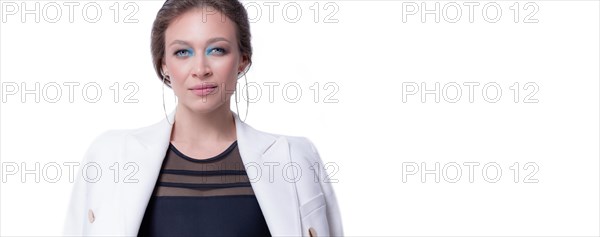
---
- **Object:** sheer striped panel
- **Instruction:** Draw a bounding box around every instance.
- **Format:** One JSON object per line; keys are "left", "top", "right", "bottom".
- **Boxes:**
{"left": 151, "top": 140, "right": 256, "bottom": 197}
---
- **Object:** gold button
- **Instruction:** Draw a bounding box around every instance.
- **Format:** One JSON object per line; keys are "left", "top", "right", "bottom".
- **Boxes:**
{"left": 308, "top": 227, "right": 317, "bottom": 237}
{"left": 88, "top": 209, "right": 95, "bottom": 223}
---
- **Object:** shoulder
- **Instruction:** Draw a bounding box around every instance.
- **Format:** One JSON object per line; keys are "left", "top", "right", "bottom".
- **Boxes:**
{"left": 285, "top": 135, "right": 318, "bottom": 155}
{"left": 257, "top": 129, "right": 321, "bottom": 163}
{"left": 86, "top": 129, "right": 129, "bottom": 150}
{"left": 243, "top": 121, "right": 316, "bottom": 152}
{"left": 85, "top": 119, "right": 161, "bottom": 150}
{"left": 81, "top": 128, "right": 136, "bottom": 163}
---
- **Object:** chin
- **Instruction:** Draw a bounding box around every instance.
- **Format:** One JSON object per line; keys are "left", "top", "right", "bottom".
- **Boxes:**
{"left": 182, "top": 100, "right": 226, "bottom": 114}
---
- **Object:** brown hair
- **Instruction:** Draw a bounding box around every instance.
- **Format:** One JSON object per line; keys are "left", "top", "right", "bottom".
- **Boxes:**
{"left": 151, "top": 0, "right": 252, "bottom": 87}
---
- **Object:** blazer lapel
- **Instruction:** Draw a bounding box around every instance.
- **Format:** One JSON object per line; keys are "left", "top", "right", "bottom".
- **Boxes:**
{"left": 119, "top": 109, "right": 301, "bottom": 236}
{"left": 119, "top": 110, "right": 174, "bottom": 236}
{"left": 233, "top": 112, "right": 303, "bottom": 236}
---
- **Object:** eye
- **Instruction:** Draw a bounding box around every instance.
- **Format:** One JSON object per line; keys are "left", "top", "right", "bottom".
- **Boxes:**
{"left": 174, "top": 48, "right": 194, "bottom": 58}
{"left": 206, "top": 47, "right": 227, "bottom": 55}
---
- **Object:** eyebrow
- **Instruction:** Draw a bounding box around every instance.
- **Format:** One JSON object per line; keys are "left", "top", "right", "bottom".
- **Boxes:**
{"left": 168, "top": 37, "right": 230, "bottom": 47}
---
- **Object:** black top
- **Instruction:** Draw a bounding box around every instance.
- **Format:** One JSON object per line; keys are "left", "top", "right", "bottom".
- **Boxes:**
{"left": 137, "top": 140, "right": 272, "bottom": 237}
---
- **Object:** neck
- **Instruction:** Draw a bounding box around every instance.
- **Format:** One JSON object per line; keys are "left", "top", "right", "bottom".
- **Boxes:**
{"left": 170, "top": 104, "right": 237, "bottom": 144}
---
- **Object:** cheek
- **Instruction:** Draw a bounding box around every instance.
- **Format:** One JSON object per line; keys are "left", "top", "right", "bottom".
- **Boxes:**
{"left": 212, "top": 58, "right": 238, "bottom": 74}
{"left": 165, "top": 67, "right": 187, "bottom": 96}
{"left": 166, "top": 59, "right": 189, "bottom": 79}
{"left": 212, "top": 58, "right": 241, "bottom": 83}
{"left": 226, "top": 77, "right": 238, "bottom": 94}
{"left": 165, "top": 60, "right": 189, "bottom": 83}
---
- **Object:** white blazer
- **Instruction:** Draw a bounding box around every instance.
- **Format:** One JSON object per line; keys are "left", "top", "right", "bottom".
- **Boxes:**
{"left": 63, "top": 109, "right": 343, "bottom": 237}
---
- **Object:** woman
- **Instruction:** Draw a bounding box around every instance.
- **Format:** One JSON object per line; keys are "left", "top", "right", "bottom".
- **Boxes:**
{"left": 62, "top": 0, "right": 343, "bottom": 236}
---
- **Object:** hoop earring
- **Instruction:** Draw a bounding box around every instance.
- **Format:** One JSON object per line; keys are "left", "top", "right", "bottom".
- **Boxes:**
{"left": 235, "top": 73, "right": 250, "bottom": 123}
{"left": 162, "top": 75, "right": 176, "bottom": 125}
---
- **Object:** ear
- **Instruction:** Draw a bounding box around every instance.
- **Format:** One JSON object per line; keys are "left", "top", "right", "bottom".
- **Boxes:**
{"left": 161, "top": 60, "right": 169, "bottom": 76}
{"left": 238, "top": 56, "right": 249, "bottom": 74}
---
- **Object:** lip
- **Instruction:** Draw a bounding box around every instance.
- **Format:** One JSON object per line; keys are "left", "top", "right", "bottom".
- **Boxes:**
{"left": 189, "top": 83, "right": 218, "bottom": 90}
{"left": 189, "top": 83, "right": 218, "bottom": 96}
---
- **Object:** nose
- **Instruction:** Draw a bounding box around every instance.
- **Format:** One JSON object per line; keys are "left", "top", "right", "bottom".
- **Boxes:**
{"left": 192, "top": 55, "right": 213, "bottom": 79}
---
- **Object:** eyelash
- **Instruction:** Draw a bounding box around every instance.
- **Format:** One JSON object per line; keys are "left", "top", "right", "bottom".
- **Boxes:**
{"left": 174, "top": 49, "right": 192, "bottom": 57}
{"left": 173, "top": 48, "right": 227, "bottom": 57}
{"left": 208, "top": 47, "right": 227, "bottom": 55}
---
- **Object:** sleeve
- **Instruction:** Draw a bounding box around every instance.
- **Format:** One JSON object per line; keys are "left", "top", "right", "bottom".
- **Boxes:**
{"left": 305, "top": 138, "right": 344, "bottom": 236}
{"left": 62, "top": 131, "right": 110, "bottom": 236}
{"left": 62, "top": 145, "right": 91, "bottom": 235}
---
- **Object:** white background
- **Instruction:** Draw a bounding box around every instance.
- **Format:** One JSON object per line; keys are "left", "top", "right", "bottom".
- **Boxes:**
{"left": 1, "top": 0, "right": 599, "bottom": 236}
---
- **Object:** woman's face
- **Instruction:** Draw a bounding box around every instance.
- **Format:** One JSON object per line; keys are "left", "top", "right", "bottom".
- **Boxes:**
{"left": 162, "top": 8, "right": 246, "bottom": 114}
